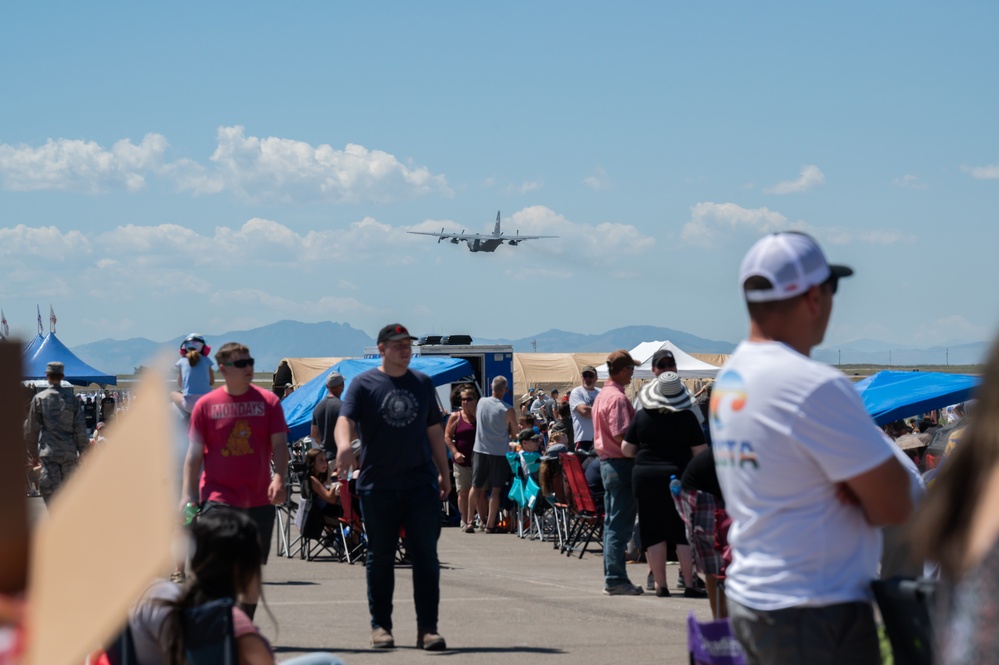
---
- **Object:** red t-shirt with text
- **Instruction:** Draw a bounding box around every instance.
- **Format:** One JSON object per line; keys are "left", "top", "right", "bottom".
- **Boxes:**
{"left": 189, "top": 385, "right": 288, "bottom": 508}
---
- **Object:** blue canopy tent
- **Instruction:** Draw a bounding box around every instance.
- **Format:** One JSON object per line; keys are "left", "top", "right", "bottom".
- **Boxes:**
{"left": 282, "top": 356, "right": 473, "bottom": 440}
{"left": 21, "top": 333, "right": 43, "bottom": 359}
{"left": 23, "top": 333, "right": 117, "bottom": 387}
{"left": 854, "top": 370, "right": 979, "bottom": 426}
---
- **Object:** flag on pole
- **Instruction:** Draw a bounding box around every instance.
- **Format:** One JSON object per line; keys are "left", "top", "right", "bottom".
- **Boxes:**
{"left": 37, "top": 305, "right": 43, "bottom": 336}
{"left": 49, "top": 305, "right": 57, "bottom": 334}
{"left": 0, "top": 309, "right": 7, "bottom": 338}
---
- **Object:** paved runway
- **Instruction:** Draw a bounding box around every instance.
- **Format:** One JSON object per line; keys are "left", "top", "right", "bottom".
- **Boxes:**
{"left": 27, "top": 497, "right": 708, "bottom": 664}
{"left": 260, "top": 521, "right": 705, "bottom": 664}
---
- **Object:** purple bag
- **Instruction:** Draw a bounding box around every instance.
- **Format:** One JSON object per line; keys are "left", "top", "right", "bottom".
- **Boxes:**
{"left": 687, "top": 612, "right": 747, "bottom": 665}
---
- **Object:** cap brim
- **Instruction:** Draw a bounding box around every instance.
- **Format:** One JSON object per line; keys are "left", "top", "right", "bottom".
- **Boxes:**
{"left": 830, "top": 264, "right": 853, "bottom": 279}
{"left": 383, "top": 334, "right": 417, "bottom": 342}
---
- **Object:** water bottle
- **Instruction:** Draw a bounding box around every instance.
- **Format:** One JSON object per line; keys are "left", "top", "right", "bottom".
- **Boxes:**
{"left": 669, "top": 474, "right": 682, "bottom": 497}
{"left": 182, "top": 502, "right": 199, "bottom": 526}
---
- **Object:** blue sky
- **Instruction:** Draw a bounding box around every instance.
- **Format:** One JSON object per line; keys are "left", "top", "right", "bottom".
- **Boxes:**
{"left": 2, "top": 2, "right": 997, "bottom": 351}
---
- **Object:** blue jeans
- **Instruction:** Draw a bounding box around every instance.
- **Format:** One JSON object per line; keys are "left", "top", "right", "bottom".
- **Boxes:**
{"left": 359, "top": 484, "right": 442, "bottom": 633}
{"left": 600, "top": 458, "right": 637, "bottom": 587}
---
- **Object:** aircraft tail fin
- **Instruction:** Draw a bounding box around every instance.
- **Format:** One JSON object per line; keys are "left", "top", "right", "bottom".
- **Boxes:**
{"left": 494, "top": 211, "right": 501, "bottom": 236}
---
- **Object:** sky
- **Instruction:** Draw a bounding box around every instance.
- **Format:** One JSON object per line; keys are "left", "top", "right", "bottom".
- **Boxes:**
{"left": 1, "top": 2, "right": 997, "bottom": 351}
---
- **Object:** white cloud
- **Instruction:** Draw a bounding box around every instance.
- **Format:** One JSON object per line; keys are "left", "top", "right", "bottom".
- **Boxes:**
{"left": 0, "top": 127, "right": 451, "bottom": 203}
{"left": 681, "top": 202, "right": 916, "bottom": 248}
{"left": 892, "top": 174, "right": 927, "bottom": 189}
{"left": 0, "top": 134, "right": 168, "bottom": 193}
{"left": 764, "top": 165, "right": 826, "bottom": 194}
{"left": 682, "top": 202, "right": 790, "bottom": 246}
{"left": 962, "top": 163, "right": 999, "bottom": 180}
{"left": 0, "top": 225, "right": 92, "bottom": 259}
{"left": 505, "top": 180, "right": 543, "bottom": 194}
{"left": 502, "top": 205, "right": 656, "bottom": 259}
{"left": 206, "top": 126, "right": 452, "bottom": 203}
{"left": 582, "top": 167, "right": 611, "bottom": 191}
{"left": 0, "top": 206, "right": 655, "bottom": 308}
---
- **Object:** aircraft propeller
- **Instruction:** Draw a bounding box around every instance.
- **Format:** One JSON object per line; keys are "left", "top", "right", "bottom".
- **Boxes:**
{"left": 437, "top": 227, "right": 445, "bottom": 244}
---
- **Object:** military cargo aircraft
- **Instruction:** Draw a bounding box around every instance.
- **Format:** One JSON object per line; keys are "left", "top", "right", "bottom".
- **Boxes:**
{"left": 408, "top": 211, "right": 557, "bottom": 252}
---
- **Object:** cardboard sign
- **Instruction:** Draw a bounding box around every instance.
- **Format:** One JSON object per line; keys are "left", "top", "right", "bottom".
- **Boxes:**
{"left": 25, "top": 367, "right": 178, "bottom": 665}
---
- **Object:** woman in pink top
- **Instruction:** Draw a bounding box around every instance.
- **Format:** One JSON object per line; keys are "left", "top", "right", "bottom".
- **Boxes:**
{"left": 445, "top": 383, "right": 479, "bottom": 532}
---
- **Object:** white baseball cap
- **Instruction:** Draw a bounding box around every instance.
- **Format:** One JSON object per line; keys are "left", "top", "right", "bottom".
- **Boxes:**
{"left": 739, "top": 232, "right": 853, "bottom": 303}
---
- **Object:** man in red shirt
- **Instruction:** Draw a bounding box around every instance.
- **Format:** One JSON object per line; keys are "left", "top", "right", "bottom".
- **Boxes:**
{"left": 180, "top": 342, "right": 289, "bottom": 619}
{"left": 593, "top": 349, "right": 642, "bottom": 595}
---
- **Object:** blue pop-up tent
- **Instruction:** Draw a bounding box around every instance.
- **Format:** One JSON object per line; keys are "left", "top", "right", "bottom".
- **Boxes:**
{"left": 23, "top": 332, "right": 117, "bottom": 386}
{"left": 854, "top": 370, "right": 979, "bottom": 426}
{"left": 282, "top": 356, "right": 473, "bottom": 440}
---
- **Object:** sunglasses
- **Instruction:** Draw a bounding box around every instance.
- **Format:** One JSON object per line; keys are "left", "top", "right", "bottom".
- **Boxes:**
{"left": 461, "top": 396, "right": 478, "bottom": 402}
{"left": 656, "top": 361, "right": 677, "bottom": 371}
{"left": 582, "top": 372, "right": 596, "bottom": 379}
{"left": 222, "top": 357, "right": 255, "bottom": 368}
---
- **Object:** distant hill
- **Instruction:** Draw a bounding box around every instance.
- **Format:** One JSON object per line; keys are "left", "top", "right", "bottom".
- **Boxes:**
{"left": 813, "top": 341, "right": 987, "bottom": 367}
{"left": 72, "top": 320, "right": 375, "bottom": 375}
{"left": 71, "top": 319, "right": 988, "bottom": 375}
{"left": 478, "top": 325, "right": 736, "bottom": 354}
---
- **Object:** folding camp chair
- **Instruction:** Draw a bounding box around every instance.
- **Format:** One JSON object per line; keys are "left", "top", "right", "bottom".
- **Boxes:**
{"left": 292, "top": 465, "right": 343, "bottom": 561}
{"left": 338, "top": 481, "right": 368, "bottom": 564}
{"left": 277, "top": 446, "right": 305, "bottom": 559}
{"left": 183, "top": 597, "right": 237, "bottom": 665}
{"left": 506, "top": 452, "right": 529, "bottom": 537}
{"left": 539, "top": 453, "right": 571, "bottom": 550}
{"left": 558, "top": 452, "right": 603, "bottom": 559}
{"left": 519, "top": 452, "right": 544, "bottom": 539}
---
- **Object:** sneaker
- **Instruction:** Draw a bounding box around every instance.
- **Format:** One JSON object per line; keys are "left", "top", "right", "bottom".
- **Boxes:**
{"left": 683, "top": 587, "right": 709, "bottom": 599}
{"left": 417, "top": 631, "right": 447, "bottom": 651}
{"left": 677, "top": 571, "right": 706, "bottom": 591}
{"left": 371, "top": 627, "right": 395, "bottom": 649}
{"left": 603, "top": 583, "right": 644, "bottom": 596}
{"left": 646, "top": 571, "right": 655, "bottom": 591}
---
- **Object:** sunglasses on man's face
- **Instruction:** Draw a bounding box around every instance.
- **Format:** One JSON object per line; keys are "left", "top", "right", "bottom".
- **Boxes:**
{"left": 582, "top": 372, "right": 596, "bottom": 379}
{"left": 656, "top": 361, "right": 677, "bottom": 371}
{"left": 222, "top": 357, "right": 255, "bottom": 368}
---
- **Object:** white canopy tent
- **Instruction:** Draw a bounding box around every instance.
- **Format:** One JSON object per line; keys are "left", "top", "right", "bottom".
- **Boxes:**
{"left": 596, "top": 340, "right": 720, "bottom": 380}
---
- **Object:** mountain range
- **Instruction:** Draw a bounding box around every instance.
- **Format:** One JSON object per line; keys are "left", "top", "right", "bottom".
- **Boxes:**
{"left": 68, "top": 320, "right": 987, "bottom": 375}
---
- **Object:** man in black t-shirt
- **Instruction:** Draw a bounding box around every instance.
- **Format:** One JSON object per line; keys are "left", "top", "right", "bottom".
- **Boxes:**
{"left": 83, "top": 397, "right": 97, "bottom": 432}
{"left": 335, "top": 323, "right": 451, "bottom": 652}
{"left": 100, "top": 390, "right": 115, "bottom": 423}
{"left": 310, "top": 371, "right": 345, "bottom": 462}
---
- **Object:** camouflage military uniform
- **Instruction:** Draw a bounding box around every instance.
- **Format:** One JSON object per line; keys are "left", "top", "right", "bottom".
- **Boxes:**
{"left": 24, "top": 385, "right": 89, "bottom": 504}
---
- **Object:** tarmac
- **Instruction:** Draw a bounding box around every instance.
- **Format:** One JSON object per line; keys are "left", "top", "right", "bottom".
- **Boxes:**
{"left": 27, "top": 497, "right": 708, "bottom": 664}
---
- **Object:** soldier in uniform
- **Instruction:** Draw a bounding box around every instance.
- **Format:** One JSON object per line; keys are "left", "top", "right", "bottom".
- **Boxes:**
{"left": 24, "top": 361, "right": 89, "bottom": 505}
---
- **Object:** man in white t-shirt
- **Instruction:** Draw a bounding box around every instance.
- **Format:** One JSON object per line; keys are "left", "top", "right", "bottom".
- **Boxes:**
{"left": 569, "top": 366, "right": 600, "bottom": 452}
{"left": 710, "top": 232, "right": 912, "bottom": 665}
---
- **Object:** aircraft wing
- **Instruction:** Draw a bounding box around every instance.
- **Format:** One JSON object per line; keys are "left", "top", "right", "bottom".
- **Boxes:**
{"left": 506, "top": 235, "right": 559, "bottom": 240}
{"left": 408, "top": 230, "right": 483, "bottom": 241}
